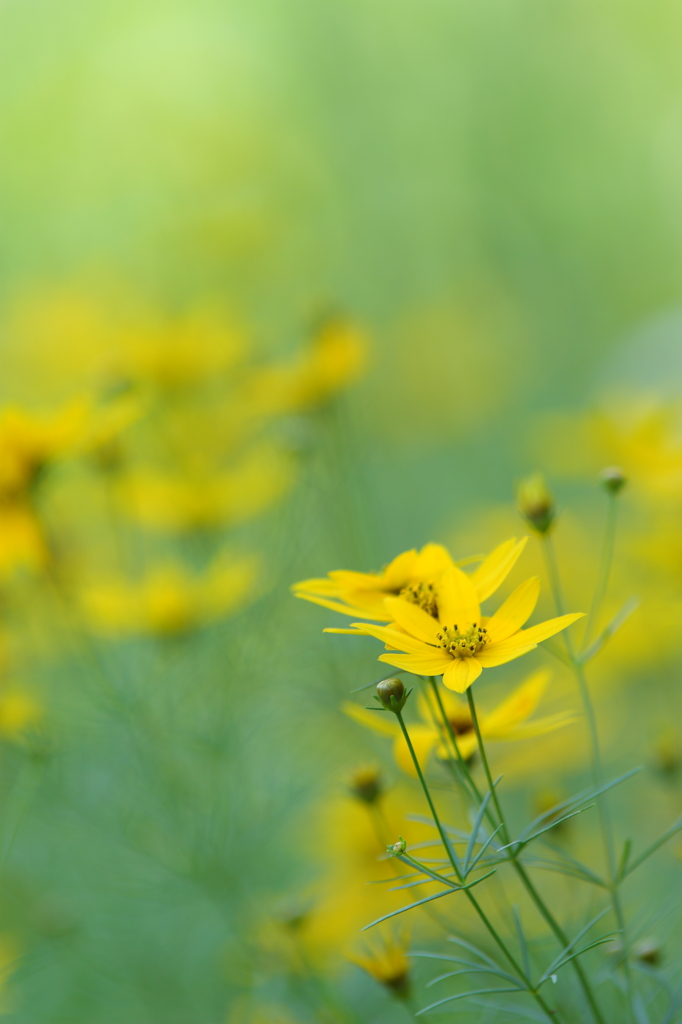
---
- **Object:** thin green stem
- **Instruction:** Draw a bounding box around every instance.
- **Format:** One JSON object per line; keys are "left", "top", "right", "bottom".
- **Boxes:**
{"left": 584, "top": 493, "right": 618, "bottom": 649}
{"left": 465, "top": 687, "right": 607, "bottom": 1024}
{"left": 427, "top": 677, "right": 482, "bottom": 804}
{"left": 394, "top": 711, "right": 559, "bottom": 1023}
{"left": 542, "top": 532, "right": 635, "bottom": 1021}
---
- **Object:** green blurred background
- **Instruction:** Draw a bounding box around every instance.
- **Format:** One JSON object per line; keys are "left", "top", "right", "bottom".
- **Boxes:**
{"left": 0, "top": 1, "right": 681, "bottom": 1021}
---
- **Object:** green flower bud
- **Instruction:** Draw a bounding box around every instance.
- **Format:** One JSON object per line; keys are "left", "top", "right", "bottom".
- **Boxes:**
{"left": 387, "top": 836, "right": 407, "bottom": 857}
{"left": 599, "top": 466, "right": 626, "bottom": 494}
{"left": 375, "top": 677, "right": 410, "bottom": 713}
{"left": 517, "top": 473, "right": 555, "bottom": 534}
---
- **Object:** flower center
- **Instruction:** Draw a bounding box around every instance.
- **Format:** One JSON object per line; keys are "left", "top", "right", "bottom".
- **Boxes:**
{"left": 399, "top": 581, "right": 438, "bottom": 617}
{"left": 436, "top": 622, "right": 489, "bottom": 658}
{"left": 448, "top": 713, "right": 473, "bottom": 736}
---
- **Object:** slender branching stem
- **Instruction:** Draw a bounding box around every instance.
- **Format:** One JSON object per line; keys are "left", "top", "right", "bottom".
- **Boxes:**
{"left": 394, "top": 710, "right": 560, "bottom": 1023}
{"left": 465, "top": 687, "right": 607, "bottom": 1024}
{"left": 542, "top": 530, "right": 635, "bottom": 1021}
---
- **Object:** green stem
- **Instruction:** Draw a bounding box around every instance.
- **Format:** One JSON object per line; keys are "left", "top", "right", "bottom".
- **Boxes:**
{"left": 542, "top": 532, "right": 635, "bottom": 1021}
{"left": 394, "top": 711, "right": 559, "bottom": 1023}
{"left": 427, "top": 677, "right": 482, "bottom": 803}
{"left": 466, "top": 687, "right": 607, "bottom": 1024}
{"left": 584, "top": 492, "right": 618, "bottom": 649}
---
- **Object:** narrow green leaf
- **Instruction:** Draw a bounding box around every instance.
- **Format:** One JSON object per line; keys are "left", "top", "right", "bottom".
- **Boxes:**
{"left": 468, "top": 825, "right": 503, "bottom": 873}
{"left": 540, "top": 934, "right": 619, "bottom": 984}
{"left": 500, "top": 805, "right": 594, "bottom": 851}
{"left": 624, "top": 815, "right": 682, "bottom": 877}
{"left": 416, "top": 987, "right": 523, "bottom": 1015}
{"left": 539, "top": 909, "right": 610, "bottom": 983}
{"left": 463, "top": 791, "right": 492, "bottom": 873}
{"left": 518, "top": 767, "right": 641, "bottom": 842}
{"left": 361, "top": 870, "right": 495, "bottom": 930}
{"left": 617, "top": 838, "right": 632, "bottom": 881}
{"left": 580, "top": 596, "right": 639, "bottom": 664}
{"left": 512, "top": 905, "right": 531, "bottom": 980}
{"left": 426, "top": 966, "right": 517, "bottom": 988}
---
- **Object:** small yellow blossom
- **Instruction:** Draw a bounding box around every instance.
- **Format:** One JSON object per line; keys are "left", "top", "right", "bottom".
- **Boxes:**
{"left": 82, "top": 551, "right": 258, "bottom": 636}
{"left": 348, "top": 931, "right": 411, "bottom": 997}
{"left": 327, "top": 548, "right": 583, "bottom": 692}
{"left": 0, "top": 400, "right": 89, "bottom": 501}
{"left": 0, "top": 688, "right": 42, "bottom": 739}
{"left": 344, "top": 670, "right": 574, "bottom": 774}
{"left": 118, "top": 443, "right": 295, "bottom": 532}
{"left": 293, "top": 537, "right": 526, "bottom": 622}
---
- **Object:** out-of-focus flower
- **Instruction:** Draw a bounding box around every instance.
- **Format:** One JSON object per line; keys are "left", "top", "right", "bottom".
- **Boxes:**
{"left": 293, "top": 537, "right": 526, "bottom": 622}
{"left": 118, "top": 443, "right": 295, "bottom": 532}
{"left": 118, "top": 306, "right": 245, "bottom": 392}
{"left": 348, "top": 766, "right": 385, "bottom": 805}
{"left": 348, "top": 931, "right": 411, "bottom": 997}
{"left": 247, "top": 317, "right": 366, "bottom": 416}
{"left": 517, "top": 473, "right": 555, "bottom": 535}
{"left": 81, "top": 551, "right": 258, "bottom": 636}
{"left": 0, "top": 401, "right": 89, "bottom": 501}
{"left": 344, "top": 670, "right": 574, "bottom": 775}
{"left": 331, "top": 559, "right": 582, "bottom": 693}
{"left": 0, "top": 688, "right": 42, "bottom": 740}
{"left": 83, "top": 394, "right": 144, "bottom": 473}
{"left": 652, "top": 728, "right": 682, "bottom": 776}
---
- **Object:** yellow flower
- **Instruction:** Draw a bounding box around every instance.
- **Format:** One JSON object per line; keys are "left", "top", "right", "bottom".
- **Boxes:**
{"left": 344, "top": 670, "right": 574, "bottom": 774}
{"left": 246, "top": 316, "right": 366, "bottom": 416}
{"left": 329, "top": 556, "right": 583, "bottom": 692}
{"left": 294, "top": 538, "right": 528, "bottom": 622}
{"left": 0, "top": 688, "right": 42, "bottom": 739}
{"left": 117, "top": 442, "right": 295, "bottom": 532}
{"left": 348, "top": 931, "right": 411, "bottom": 996}
{"left": 0, "top": 400, "right": 89, "bottom": 501}
{"left": 81, "top": 551, "right": 258, "bottom": 636}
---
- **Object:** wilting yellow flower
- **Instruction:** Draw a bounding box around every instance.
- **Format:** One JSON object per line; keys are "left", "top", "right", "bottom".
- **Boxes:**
{"left": 247, "top": 317, "right": 366, "bottom": 416}
{"left": 344, "top": 670, "right": 573, "bottom": 774}
{"left": 348, "top": 931, "right": 411, "bottom": 997}
{"left": 82, "top": 551, "right": 258, "bottom": 636}
{"left": 328, "top": 552, "right": 583, "bottom": 692}
{"left": 295, "top": 538, "right": 528, "bottom": 622}
{"left": 118, "top": 443, "right": 295, "bottom": 532}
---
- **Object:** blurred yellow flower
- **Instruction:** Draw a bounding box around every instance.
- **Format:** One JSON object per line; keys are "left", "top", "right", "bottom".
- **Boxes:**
{"left": 82, "top": 551, "right": 258, "bottom": 636}
{"left": 117, "top": 443, "right": 295, "bottom": 532}
{"left": 0, "top": 401, "right": 89, "bottom": 500}
{"left": 247, "top": 317, "right": 366, "bottom": 416}
{"left": 330, "top": 558, "right": 583, "bottom": 692}
{"left": 344, "top": 670, "right": 573, "bottom": 774}
{"left": 348, "top": 930, "right": 411, "bottom": 997}
{"left": 0, "top": 688, "right": 42, "bottom": 740}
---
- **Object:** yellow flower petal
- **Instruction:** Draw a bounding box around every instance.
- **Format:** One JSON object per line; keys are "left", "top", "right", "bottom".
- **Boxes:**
{"left": 506, "top": 711, "right": 577, "bottom": 739}
{"left": 413, "top": 542, "right": 455, "bottom": 577}
{"left": 377, "top": 652, "right": 453, "bottom": 675}
{"left": 342, "top": 701, "right": 400, "bottom": 738}
{"left": 349, "top": 622, "right": 434, "bottom": 655}
{"left": 296, "top": 593, "right": 387, "bottom": 618}
{"left": 480, "top": 669, "right": 550, "bottom": 737}
{"left": 443, "top": 657, "right": 482, "bottom": 693}
{"left": 476, "top": 638, "right": 538, "bottom": 666}
{"left": 485, "top": 577, "right": 540, "bottom": 644}
{"left": 382, "top": 549, "right": 419, "bottom": 590}
{"left": 393, "top": 726, "right": 439, "bottom": 776}
{"left": 383, "top": 597, "right": 440, "bottom": 644}
{"left": 513, "top": 612, "right": 584, "bottom": 646}
{"left": 437, "top": 566, "right": 481, "bottom": 628}
{"left": 470, "top": 537, "right": 528, "bottom": 602}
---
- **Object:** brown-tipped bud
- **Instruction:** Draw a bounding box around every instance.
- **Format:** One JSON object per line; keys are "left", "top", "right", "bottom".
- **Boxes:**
{"left": 634, "top": 938, "right": 661, "bottom": 965}
{"left": 517, "top": 473, "right": 555, "bottom": 534}
{"left": 349, "top": 766, "right": 384, "bottom": 805}
{"left": 600, "top": 466, "right": 626, "bottom": 494}
{"left": 375, "top": 677, "right": 409, "bottom": 713}
{"left": 653, "top": 728, "right": 681, "bottom": 776}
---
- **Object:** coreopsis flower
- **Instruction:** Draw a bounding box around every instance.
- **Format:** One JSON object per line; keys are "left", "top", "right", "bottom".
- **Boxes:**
{"left": 117, "top": 443, "right": 295, "bottom": 532}
{"left": 329, "top": 560, "right": 583, "bottom": 692}
{"left": 293, "top": 537, "right": 525, "bottom": 621}
{"left": 348, "top": 932, "right": 411, "bottom": 997}
{"left": 81, "top": 551, "right": 257, "bottom": 636}
{"left": 344, "top": 670, "right": 574, "bottom": 774}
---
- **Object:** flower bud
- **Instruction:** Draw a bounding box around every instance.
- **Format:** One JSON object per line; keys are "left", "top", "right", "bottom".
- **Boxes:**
{"left": 634, "top": 938, "right": 661, "bottom": 965}
{"left": 349, "top": 766, "right": 384, "bottom": 805}
{"left": 387, "top": 836, "right": 407, "bottom": 857}
{"left": 375, "top": 677, "right": 410, "bottom": 713}
{"left": 599, "top": 466, "right": 626, "bottom": 494}
{"left": 517, "top": 473, "right": 555, "bottom": 534}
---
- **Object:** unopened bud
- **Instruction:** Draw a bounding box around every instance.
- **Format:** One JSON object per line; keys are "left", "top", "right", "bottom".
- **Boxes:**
{"left": 349, "top": 766, "right": 384, "bottom": 805}
{"left": 600, "top": 466, "right": 626, "bottom": 494}
{"left": 634, "top": 938, "right": 661, "bottom": 965}
{"left": 387, "top": 836, "right": 407, "bottom": 857}
{"left": 375, "top": 677, "right": 410, "bottom": 713}
{"left": 517, "top": 473, "right": 555, "bottom": 534}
